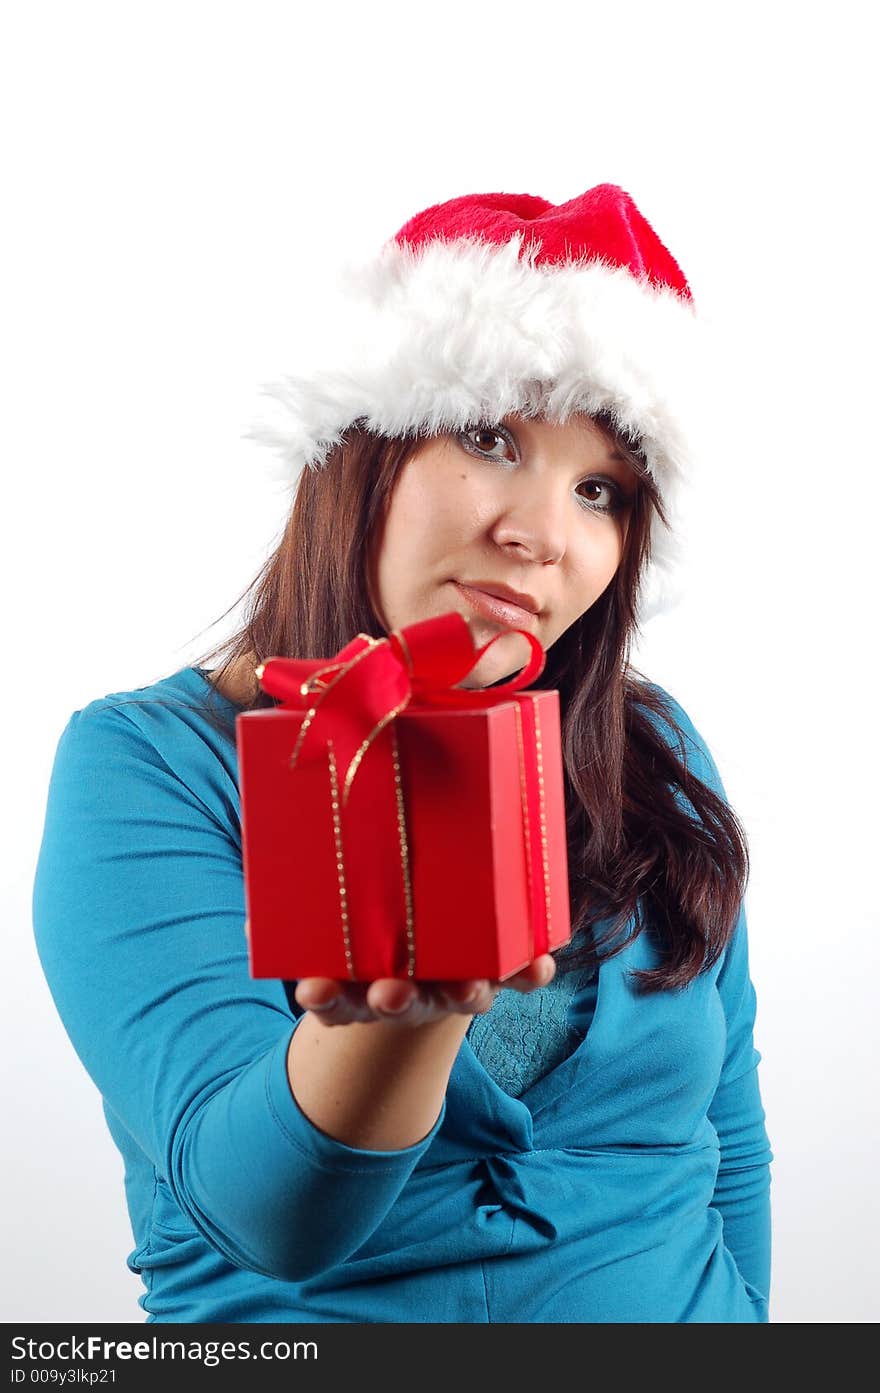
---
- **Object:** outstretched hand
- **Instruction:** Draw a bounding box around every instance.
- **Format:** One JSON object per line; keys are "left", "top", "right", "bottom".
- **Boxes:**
{"left": 243, "top": 919, "right": 556, "bottom": 1028}
{"left": 294, "top": 956, "right": 557, "bottom": 1027}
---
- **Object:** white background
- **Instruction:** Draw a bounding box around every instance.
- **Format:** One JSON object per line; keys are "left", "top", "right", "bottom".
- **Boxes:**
{"left": 3, "top": 0, "right": 877, "bottom": 1324}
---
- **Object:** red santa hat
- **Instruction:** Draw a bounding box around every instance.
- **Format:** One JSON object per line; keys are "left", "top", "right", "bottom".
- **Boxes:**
{"left": 252, "top": 184, "right": 710, "bottom": 622}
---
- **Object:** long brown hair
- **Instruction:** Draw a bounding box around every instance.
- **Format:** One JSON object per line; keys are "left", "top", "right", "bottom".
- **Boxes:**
{"left": 181, "top": 414, "right": 749, "bottom": 995}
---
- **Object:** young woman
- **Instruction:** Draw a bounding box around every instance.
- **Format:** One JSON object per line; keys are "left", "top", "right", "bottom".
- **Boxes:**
{"left": 33, "top": 184, "right": 773, "bottom": 1323}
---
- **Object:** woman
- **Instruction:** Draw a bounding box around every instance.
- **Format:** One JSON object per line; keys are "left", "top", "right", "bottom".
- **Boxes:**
{"left": 33, "top": 184, "right": 773, "bottom": 1323}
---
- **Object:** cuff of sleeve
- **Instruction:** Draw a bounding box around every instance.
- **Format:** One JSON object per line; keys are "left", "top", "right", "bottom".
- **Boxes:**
{"left": 743, "top": 1281, "right": 770, "bottom": 1322}
{"left": 264, "top": 1018, "right": 448, "bottom": 1171}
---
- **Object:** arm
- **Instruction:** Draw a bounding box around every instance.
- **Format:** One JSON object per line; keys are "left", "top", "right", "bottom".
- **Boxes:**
{"left": 287, "top": 1010, "right": 471, "bottom": 1151}
{"left": 651, "top": 690, "right": 774, "bottom": 1316}
{"left": 706, "top": 903, "right": 773, "bottom": 1314}
{"left": 31, "top": 704, "right": 452, "bottom": 1283}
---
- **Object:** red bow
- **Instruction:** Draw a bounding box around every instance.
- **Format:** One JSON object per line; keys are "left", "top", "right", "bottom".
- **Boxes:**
{"left": 256, "top": 611, "right": 545, "bottom": 807}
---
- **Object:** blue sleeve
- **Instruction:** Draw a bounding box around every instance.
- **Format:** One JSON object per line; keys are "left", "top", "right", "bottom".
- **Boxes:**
{"left": 32, "top": 705, "right": 446, "bottom": 1283}
{"left": 705, "top": 903, "right": 773, "bottom": 1318}
{"left": 651, "top": 691, "right": 774, "bottom": 1319}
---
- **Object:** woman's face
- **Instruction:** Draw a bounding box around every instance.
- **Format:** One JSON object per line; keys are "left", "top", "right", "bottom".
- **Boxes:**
{"left": 368, "top": 412, "right": 639, "bottom": 688}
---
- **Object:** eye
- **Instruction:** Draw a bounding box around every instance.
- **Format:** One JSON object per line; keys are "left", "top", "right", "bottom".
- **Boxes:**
{"left": 575, "top": 477, "right": 628, "bottom": 515}
{"left": 458, "top": 425, "right": 516, "bottom": 462}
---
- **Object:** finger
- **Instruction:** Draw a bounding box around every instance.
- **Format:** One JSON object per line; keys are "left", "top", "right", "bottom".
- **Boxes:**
{"left": 299, "top": 982, "right": 374, "bottom": 1027}
{"left": 440, "top": 979, "right": 501, "bottom": 1015}
{"left": 366, "top": 979, "right": 420, "bottom": 1017}
{"left": 505, "top": 955, "right": 557, "bottom": 992}
{"left": 437, "top": 979, "right": 484, "bottom": 1009}
{"left": 307, "top": 995, "right": 369, "bottom": 1027}
{"left": 467, "top": 984, "right": 502, "bottom": 1015}
{"left": 294, "top": 977, "right": 345, "bottom": 1012}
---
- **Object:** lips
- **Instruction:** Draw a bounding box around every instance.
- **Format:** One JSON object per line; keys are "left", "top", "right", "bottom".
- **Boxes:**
{"left": 452, "top": 582, "right": 540, "bottom": 629}
{"left": 457, "top": 580, "right": 540, "bottom": 613}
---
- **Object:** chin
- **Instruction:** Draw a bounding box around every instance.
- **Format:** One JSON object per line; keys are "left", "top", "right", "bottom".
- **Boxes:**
{"left": 459, "top": 656, "right": 518, "bottom": 690}
{"left": 473, "top": 626, "right": 536, "bottom": 675}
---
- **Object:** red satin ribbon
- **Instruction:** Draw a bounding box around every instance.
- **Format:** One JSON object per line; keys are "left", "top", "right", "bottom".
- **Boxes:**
{"left": 258, "top": 611, "right": 546, "bottom": 800}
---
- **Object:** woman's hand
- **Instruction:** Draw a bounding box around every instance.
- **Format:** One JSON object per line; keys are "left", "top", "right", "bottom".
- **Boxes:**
{"left": 293, "top": 956, "right": 557, "bottom": 1027}
{"left": 244, "top": 918, "right": 557, "bottom": 1027}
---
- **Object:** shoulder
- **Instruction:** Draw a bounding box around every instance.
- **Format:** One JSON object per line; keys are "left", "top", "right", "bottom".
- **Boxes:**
{"left": 46, "top": 668, "right": 240, "bottom": 834}
{"left": 61, "top": 667, "right": 235, "bottom": 745}
{"left": 69, "top": 666, "right": 217, "bottom": 722}
{"left": 51, "top": 669, "right": 200, "bottom": 770}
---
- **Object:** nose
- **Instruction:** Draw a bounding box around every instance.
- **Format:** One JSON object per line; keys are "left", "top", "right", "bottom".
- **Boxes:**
{"left": 489, "top": 474, "right": 567, "bottom": 564}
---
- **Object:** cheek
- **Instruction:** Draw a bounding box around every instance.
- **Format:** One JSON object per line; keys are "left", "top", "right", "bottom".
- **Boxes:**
{"left": 574, "top": 525, "right": 624, "bottom": 584}
{"left": 559, "top": 528, "right": 625, "bottom": 623}
{"left": 372, "top": 469, "right": 453, "bottom": 606}
{"left": 385, "top": 464, "right": 477, "bottom": 558}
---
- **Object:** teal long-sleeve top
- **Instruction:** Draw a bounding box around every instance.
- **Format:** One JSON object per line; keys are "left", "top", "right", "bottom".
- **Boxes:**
{"left": 32, "top": 666, "right": 773, "bottom": 1323}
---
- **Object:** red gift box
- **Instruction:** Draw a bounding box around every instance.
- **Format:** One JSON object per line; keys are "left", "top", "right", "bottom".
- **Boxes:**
{"left": 236, "top": 611, "right": 571, "bottom": 982}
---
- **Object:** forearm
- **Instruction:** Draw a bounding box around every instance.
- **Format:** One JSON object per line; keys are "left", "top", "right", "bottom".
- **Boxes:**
{"left": 173, "top": 1030, "right": 448, "bottom": 1283}
{"left": 713, "top": 1164, "right": 771, "bottom": 1304}
{"left": 287, "top": 1008, "right": 473, "bottom": 1150}
{"left": 709, "top": 1067, "right": 773, "bottom": 1305}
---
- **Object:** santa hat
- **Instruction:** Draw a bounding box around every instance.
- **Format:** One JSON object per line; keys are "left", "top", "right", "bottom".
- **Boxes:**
{"left": 251, "top": 184, "right": 711, "bottom": 622}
